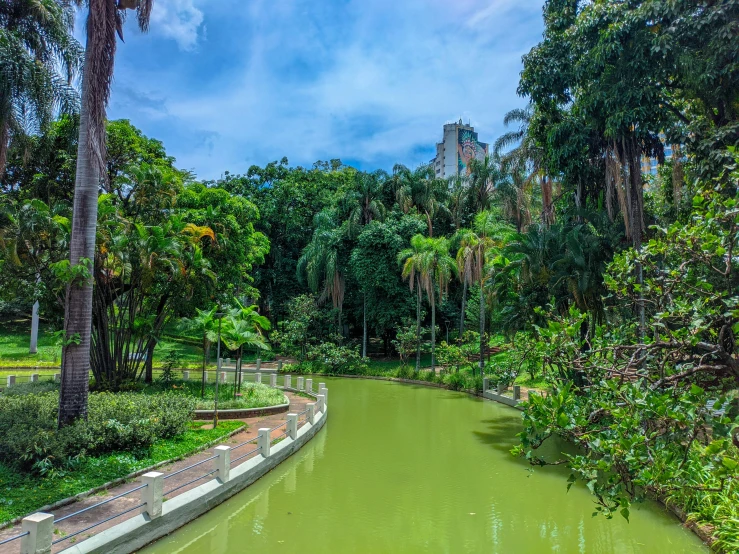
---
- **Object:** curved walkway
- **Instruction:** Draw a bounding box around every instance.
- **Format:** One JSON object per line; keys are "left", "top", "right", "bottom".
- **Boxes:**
{"left": 0, "top": 391, "right": 312, "bottom": 554}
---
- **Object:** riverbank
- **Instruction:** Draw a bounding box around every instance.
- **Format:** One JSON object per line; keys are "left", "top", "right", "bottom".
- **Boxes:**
{"left": 300, "top": 372, "right": 718, "bottom": 551}
{"left": 0, "top": 389, "right": 326, "bottom": 554}
{"left": 139, "top": 377, "right": 704, "bottom": 554}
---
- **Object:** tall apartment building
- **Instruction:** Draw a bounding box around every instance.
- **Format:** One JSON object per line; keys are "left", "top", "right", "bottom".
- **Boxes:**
{"left": 429, "top": 120, "right": 489, "bottom": 179}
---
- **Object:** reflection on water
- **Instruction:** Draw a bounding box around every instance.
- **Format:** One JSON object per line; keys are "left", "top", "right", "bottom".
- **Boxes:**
{"left": 142, "top": 378, "right": 706, "bottom": 554}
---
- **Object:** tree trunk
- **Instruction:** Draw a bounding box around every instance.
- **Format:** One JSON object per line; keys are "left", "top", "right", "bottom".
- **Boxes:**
{"left": 479, "top": 284, "right": 485, "bottom": 376}
{"left": 144, "top": 339, "right": 155, "bottom": 383}
{"left": 541, "top": 175, "right": 554, "bottom": 226}
{"left": 58, "top": 63, "right": 99, "bottom": 426}
{"left": 362, "top": 293, "right": 367, "bottom": 358}
{"left": 430, "top": 294, "right": 436, "bottom": 373}
{"left": 30, "top": 300, "right": 40, "bottom": 354}
{"left": 459, "top": 276, "right": 467, "bottom": 338}
{"left": 415, "top": 278, "right": 421, "bottom": 372}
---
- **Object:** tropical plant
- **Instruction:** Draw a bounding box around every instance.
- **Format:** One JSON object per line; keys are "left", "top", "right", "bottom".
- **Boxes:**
{"left": 59, "top": 0, "right": 158, "bottom": 424}
{"left": 0, "top": 0, "right": 82, "bottom": 176}
{"left": 399, "top": 234, "right": 455, "bottom": 372}
{"left": 297, "top": 210, "right": 347, "bottom": 336}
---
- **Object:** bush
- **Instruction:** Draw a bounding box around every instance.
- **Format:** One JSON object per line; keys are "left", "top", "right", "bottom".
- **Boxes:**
{"left": 0, "top": 391, "right": 195, "bottom": 473}
{"left": 2, "top": 380, "right": 59, "bottom": 396}
{"left": 304, "top": 343, "right": 369, "bottom": 375}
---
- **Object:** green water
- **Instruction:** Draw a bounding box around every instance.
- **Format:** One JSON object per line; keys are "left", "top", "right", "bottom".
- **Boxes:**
{"left": 142, "top": 378, "right": 706, "bottom": 553}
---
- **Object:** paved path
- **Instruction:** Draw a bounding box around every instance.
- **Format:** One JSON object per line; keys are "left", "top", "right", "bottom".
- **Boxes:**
{"left": 0, "top": 391, "right": 313, "bottom": 553}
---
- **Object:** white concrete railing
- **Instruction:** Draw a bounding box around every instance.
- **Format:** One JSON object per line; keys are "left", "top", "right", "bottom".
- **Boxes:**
{"left": 8, "top": 375, "right": 326, "bottom": 554}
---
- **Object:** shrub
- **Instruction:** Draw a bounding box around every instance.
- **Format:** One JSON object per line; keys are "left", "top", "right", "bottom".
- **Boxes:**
{"left": 444, "top": 372, "right": 467, "bottom": 391}
{"left": 2, "top": 380, "right": 59, "bottom": 396}
{"left": 0, "top": 391, "right": 195, "bottom": 473}
{"left": 305, "top": 343, "right": 369, "bottom": 375}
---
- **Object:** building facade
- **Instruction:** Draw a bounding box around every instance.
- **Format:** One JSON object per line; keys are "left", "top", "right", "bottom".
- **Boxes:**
{"left": 429, "top": 120, "right": 489, "bottom": 179}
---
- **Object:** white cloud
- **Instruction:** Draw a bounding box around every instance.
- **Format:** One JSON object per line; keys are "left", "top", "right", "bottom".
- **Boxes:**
{"left": 109, "top": 0, "right": 545, "bottom": 178}
{"left": 150, "top": 0, "right": 205, "bottom": 51}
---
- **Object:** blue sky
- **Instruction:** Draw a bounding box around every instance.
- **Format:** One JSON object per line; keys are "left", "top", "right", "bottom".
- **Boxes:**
{"left": 93, "top": 0, "right": 544, "bottom": 180}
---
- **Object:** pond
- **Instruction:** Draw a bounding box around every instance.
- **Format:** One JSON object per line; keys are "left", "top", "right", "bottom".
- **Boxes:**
{"left": 141, "top": 377, "right": 706, "bottom": 553}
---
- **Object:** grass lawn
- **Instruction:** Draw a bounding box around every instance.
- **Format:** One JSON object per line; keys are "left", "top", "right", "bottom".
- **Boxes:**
{"left": 0, "top": 324, "right": 271, "bottom": 369}
{"left": 0, "top": 420, "right": 243, "bottom": 524}
{"left": 143, "top": 380, "right": 287, "bottom": 410}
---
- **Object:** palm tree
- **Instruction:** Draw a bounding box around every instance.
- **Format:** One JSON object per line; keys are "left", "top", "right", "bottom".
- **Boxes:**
{"left": 393, "top": 164, "right": 449, "bottom": 237}
{"left": 495, "top": 104, "right": 554, "bottom": 225}
{"left": 467, "top": 154, "right": 501, "bottom": 214}
{"left": 180, "top": 306, "right": 218, "bottom": 398}
{"left": 344, "top": 170, "right": 386, "bottom": 357}
{"left": 398, "top": 234, "right": 426, "bottom": 372}
{"left": 298, "top": 211, "right": 346, "bottom": 337}
{"left": 221, "top": 315, "right": 269, "bottom": 393}
{"left": 419, "top": 236, "right": 455, "bottom": 372}
{"left": 345, "top": 170, "right": 386, "bottom": 233}
{"left": 59, "top": 0, "right": 156, "bottom": 425}
{"left": 0, "top": 0, "right": 82, "bottom": 176}
{"left": 458, "top": 212, "right": 512, "bottom": 373}
{"left": 399, "top": 235, "right": 455, "bottom": 373}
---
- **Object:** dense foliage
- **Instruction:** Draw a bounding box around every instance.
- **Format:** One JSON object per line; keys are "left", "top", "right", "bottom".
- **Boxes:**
{"left": 0, "top": 388, "right": 195, "bottom": 473}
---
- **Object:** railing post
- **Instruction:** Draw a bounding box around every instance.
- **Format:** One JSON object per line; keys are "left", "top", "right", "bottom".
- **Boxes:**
{"left": 214, "top": 445, "right": 231, "bottom": 483}
{"left": 513, "top": 385, "right": 521, "bottom": 401}
{"left": 20, "top": 512, "right": 53, "bottom": 554}
{"left": 306, "top": 378, "right": 313, "bottom": 393}
{"left": 319, "top": 387, "right": 328, "bottom": 406}
{"left": 297, "top": 377, "right": 304, "bottom": 391}
{"left": 285, "top": 375, "right": 292, "bottom": 389}
{"left": 183, "top": 371, "right": 190, "bottom": 381}
{"left": 7, "top": 375, "right": 15, "bottom": 387}
{"left": 258, "top": 429, "right": 271, "bottom": 458}
{"left": 277, "top": 360, "right": 283, "bottom": 372}
{"left": 256, "top": 358, "right": 262, "bottom": 371}
{"left": 53, "top": 373, "right": 61, "bottom": 383}
{"left": 220, "top": 371, "right": 227, "bottom": 384}
{"left": 482, "top": 377, "right": 489, "bottom": 393}
{"left": 255, "top": 372, "right": 262, "bottom": 384}
{"left": 496, "top": 383, "right": 505, "bottom": 395}
{"left": 287, "top": 413, "right": 298, "bottom": 439}
{"left": 30, "top": 374, "right": 38, "bottom": 383}
{"left": 270, "top": 373, "right": 277, "bottom": 387}
{"left": 141, "top": 472, "right": 164, "bottom": 519}
{"left": 318, "top": 382, "right": 325, "bottom": 391}
{"left": 316, "top": 394, "right": 325, "bottom": 413}
{"left": 307, "top": 403, "right": 316, "bottom": 425}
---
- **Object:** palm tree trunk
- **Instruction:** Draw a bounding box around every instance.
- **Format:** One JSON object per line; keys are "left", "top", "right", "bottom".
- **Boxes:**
{"left": 459, "top": 276, "right": 467, "bottom": 337}
{"left": 362, "top": 293, "right": 367, "bottom": 358}
{"left": 479, "top": 283, "right": 485, "bottom": 376}
{"left": 58, "top": 65, "right": 99, "bottom": 426}
{"left": 415, "top": 278, "right": 421, "bottom": 372}
{"left": 430, "top": 294, "right": 436, "bottom": 373}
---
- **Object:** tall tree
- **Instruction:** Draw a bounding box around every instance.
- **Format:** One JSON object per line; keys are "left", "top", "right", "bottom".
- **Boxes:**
{"left": 467, "top": 154, "right": 501, "bottom": 215}
{"left": 393, "top": 164, "right": 449, "bottom": 237}
{"left": 400, "top": 234, "right": 455, "bottom": 373}
{"left": 59, "top": 0, "right": 156, "bottom": 425}
{"left": 0, "top": 0, "right": 82, "bottom": 176}
{"left": 494, "top": 104, "right": 553, "bottom": 225}
{"left": 457, "top": 212, "right": 511, "bottom": 372}
{"left": 297, "top": 210, "right": 347, "bottom": 337}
